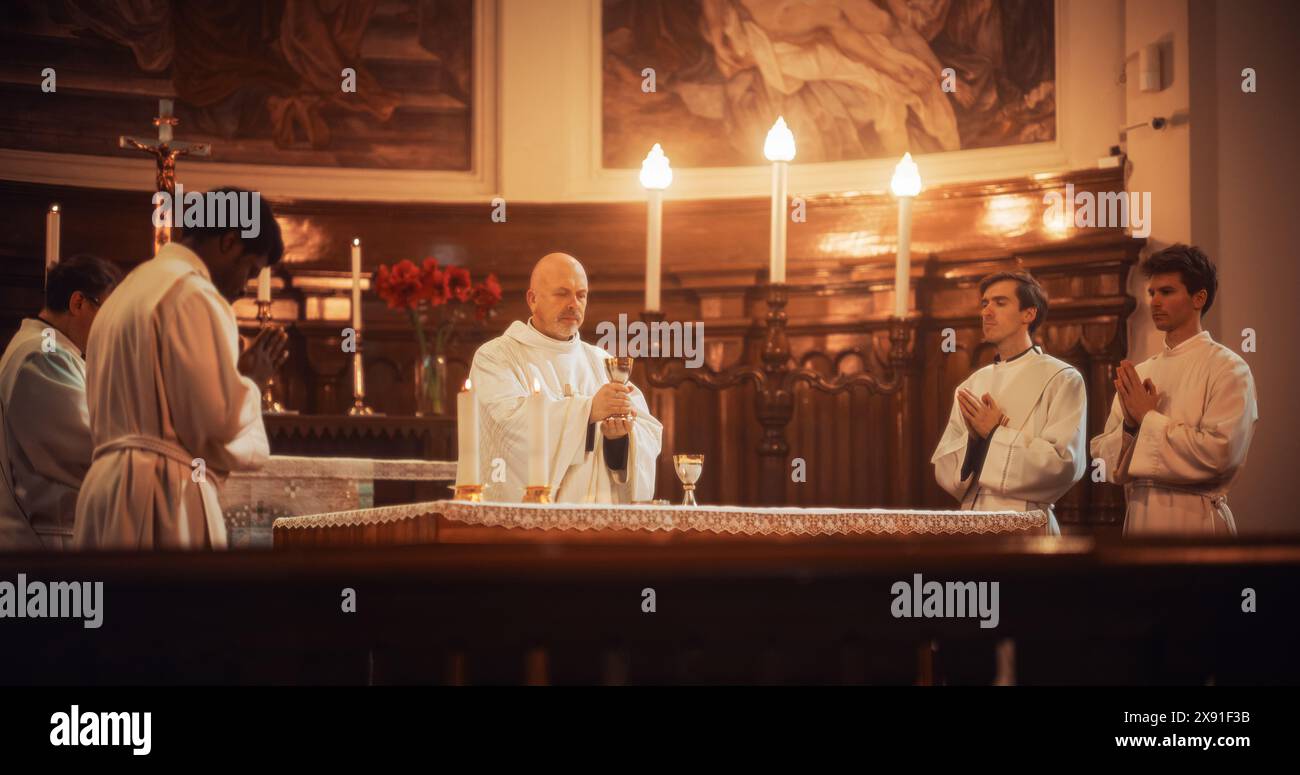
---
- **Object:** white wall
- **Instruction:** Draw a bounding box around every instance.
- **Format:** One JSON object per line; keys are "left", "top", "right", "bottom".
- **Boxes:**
{"left": 1195, "top": 0, "right": 1300, "bottom": 533}
{"left": 1124, "top": 0, "right": 1192, "bottom": 365}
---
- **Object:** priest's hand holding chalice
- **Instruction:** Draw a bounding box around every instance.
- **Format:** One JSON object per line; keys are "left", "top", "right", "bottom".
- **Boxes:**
{"left": 596, "top": 357, "right": 635, "bottom": 438}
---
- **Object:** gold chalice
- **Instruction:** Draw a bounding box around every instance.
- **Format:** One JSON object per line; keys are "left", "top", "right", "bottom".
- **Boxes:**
{"left": 673, "top": 454, "right": 704, "bottom": 507}
{"left": 604, "top": 356, "right": 635, "bottom": 421}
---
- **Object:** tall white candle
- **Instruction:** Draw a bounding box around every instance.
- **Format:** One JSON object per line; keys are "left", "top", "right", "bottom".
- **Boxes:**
{"left": 257, "top": 266, "right": 271, "bottom": 303}
{"left": 456, "top": 379, "right": 480, "bottom": 486}
{"left": 527, "top": 377, "right": 547, "bottom": 487}
{"left": 769, "top": 162, "right": 788, "bottom": 283}
{"left": 763, "top": 117, "right": 795, "bottom": 284}
{"left": 350, "top": 237, "right": 362, "bottom": 332}
{"left": 890, "top": 153, "right": 922, "bottom": 319}
{"left": 45, "top": 203, "right": 60, "bottom": 278}
{"left": 645, "top": 188, "right": 663, "bottom": 310}
{"left": 639, "top": 144, "right": 672, "bottom": 311}
{"left": 894, "top": 196, "right": 913, "bottom": 318}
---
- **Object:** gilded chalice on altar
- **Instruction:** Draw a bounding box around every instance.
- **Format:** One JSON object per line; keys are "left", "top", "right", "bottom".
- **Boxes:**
{"left": 673, "top": 454, "right": 704, "bottom": 506}
{"left": 604, "top": 356, "right": 635, "bottom": 420}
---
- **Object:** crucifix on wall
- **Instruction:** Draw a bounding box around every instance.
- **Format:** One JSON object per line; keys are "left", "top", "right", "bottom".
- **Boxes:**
{"left": 118, "top": 98, "right": 211, "bottom": 255}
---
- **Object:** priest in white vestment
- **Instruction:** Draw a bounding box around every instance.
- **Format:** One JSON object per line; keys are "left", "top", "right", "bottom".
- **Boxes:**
{"left": 74, "top": 190, "right": 290, "bottom": 550}
{"left": 0, "top": 256, "right": 121, "bottom": 550}
{"left": 469, "top": 253, "right": 662, "bottom": 503}
{"left": 932, "top": 272, "right": 1086, "bottom": 532}
{"left": 1091, "top": 245, "right": 1257, "bottom": 536}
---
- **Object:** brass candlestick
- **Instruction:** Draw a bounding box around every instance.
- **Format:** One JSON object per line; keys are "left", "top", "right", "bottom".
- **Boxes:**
{"left": 523, "top": 485, "right": 552, "bottom": 504}
{"left": 255, "top": 299, "right": 288, "bottom": 415}
{"left": 451, "top": 484, "right": 484, "bottom": 502}
{"left": 347, "top": 333, "right": 376, "bottom": 416}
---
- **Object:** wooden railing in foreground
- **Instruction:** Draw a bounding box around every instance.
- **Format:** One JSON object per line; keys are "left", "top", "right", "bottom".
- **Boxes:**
{"left": 1, "top": 537, "right": 1297, "bottom": 685}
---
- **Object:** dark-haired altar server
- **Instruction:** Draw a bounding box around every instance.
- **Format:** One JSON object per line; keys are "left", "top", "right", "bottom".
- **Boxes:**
{"left": 932, "top": 271, "right": 1087, "bottom": 533}
{"left": 1091, "top": 245, "right": 1257, "bottom": 536}
{"left": 74, "top": 190, "right": 289, "bottom": 550}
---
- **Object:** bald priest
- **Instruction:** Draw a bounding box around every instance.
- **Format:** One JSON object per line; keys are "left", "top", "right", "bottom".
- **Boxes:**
{"left": 469, "top": 253, "right": 663, "bottom": 503}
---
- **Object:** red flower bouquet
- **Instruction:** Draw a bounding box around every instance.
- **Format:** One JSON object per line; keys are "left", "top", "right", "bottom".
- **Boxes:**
{"left": 373, "top": 257, "right": 502, "bottom": 414}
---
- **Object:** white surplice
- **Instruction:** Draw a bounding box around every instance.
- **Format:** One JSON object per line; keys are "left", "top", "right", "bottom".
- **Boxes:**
{"left": 74, "top": 242, "right": 269, "bottom": 550}
{"left": 931, "top": 348, "right": 1087, "bottom": 531}
{"left": 469, "top": 319, "right": 663, "bottom": 503}
{"left": 0, "top": 319, "right": 93, "bottom": 550}
{"left": 1090, "top": 330, "right": 1257, "bottom": 536}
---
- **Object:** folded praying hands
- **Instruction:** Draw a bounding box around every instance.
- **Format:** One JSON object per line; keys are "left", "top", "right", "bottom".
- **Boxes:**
{"left": 1115, "top": 359, "right": 1160, "bottom": 427}
{"left": 959, "top": 388, "right": 1009, "bottom": 439}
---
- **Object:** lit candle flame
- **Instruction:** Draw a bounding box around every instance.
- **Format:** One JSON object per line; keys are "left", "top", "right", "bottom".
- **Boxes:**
{"left": 890, "top": 152, "right": 922, "bottom": 197}
{"left": 532, "top": 377, "right": 541, "bottom": 393}
{"left": 763, "top": 116, "right": 796, "bottom": 162}
{"left": 352, "top": 237, "right": 361, "bottom": 247}
{"left": 463, "top": 378, "right": 472, "bottom": 391}
{"left": 639, "top": 143, "right": 673, "bottom": 190}
{"left": 50, "top": 204, "right": 60, "bottom": 213}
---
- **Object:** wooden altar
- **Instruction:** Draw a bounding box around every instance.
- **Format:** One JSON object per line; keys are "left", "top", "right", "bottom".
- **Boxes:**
{"left": 271, "top": 500, "right": 1058, "bottom": 549}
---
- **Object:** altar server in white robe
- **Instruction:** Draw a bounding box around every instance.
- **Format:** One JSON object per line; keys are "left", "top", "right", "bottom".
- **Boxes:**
{"left": 0, "top": 256, "right": 121, "bottom": 550}
{"left": 470, "top": 253, "right": 662, "bottom": 503}
{"left": 1091, "top": 245, "right": 1257, "bottom": 536}
{"left": 932, "top": 271, "right": 1086, "bottom": 532}
{"left": 74, "top": 189, "right": 289, "bottom": 550}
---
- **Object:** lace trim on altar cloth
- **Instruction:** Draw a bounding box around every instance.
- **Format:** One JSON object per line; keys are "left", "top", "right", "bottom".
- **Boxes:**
{"left": 232, "top": 456, "right": 457, "bottom": 481}
{"left": 273, "top": 500, "right": 1052, "bottom": 536}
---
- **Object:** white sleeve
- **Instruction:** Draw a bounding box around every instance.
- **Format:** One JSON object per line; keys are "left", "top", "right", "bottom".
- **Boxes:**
{"left": 979, "top": 369, "right": 1088, "bottom": 504}
{"left": 1089, "top": 392, "right": 1136, "bottom": 485}
{"left": 1128, "top": 357, "right": 1257, "bottom": 484}
{"left": 612, "top": 382, "right": 663, "bottom": 501}
{"left": 8, "top": 349, "right": 93, "bottom": 488}
{"left": 469, "top": 342, "right": 594, "bottom": 493}
{"left": 931, "top": 386, "right": 973, "bottom": 503}
{"left": 158, "top": 281, "right": 268, "bottom": 474}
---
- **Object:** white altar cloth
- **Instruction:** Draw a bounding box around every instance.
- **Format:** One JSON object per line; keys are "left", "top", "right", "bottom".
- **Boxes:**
{"left": 273, "top": 499, "right": 1057, "bottom": 539}
{"left": 222, "top": 456, "right": 455, "bottom": 547}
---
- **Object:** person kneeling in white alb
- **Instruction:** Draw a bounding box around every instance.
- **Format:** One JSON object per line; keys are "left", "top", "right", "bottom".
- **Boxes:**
{"left": 1091, "top": 244, "right": 1257, "bottom": 536}
{"left": 74, "top": 188, "right": 289, "bottom": 550}
{"left": 931, "top": 271, "right": 1087, "bottom": 533}
{"left": 0, "top": 255, "right": 121, "bottom": 550}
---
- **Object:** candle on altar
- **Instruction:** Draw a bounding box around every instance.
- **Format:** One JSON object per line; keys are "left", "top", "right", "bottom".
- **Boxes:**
{"left": 527, "top": 377, "right": 547, "bottom": 487}
{"left": 45, "top": 203, "right": 60, "bottom": 279}
{"left": 350, "top": 238, "right": 362, "bottom": 332}
{"left": 639, "top": 143, "right": 672, "bottom": 311}
{"left": 257, "top": 266, "right": 271, "bottom": 304}
{"left": 890, "top": 152, "right": 922, "bottom": 318}
{"left": 763, "top": 117, "right": 795, "bottom": 284}
{"left": 456, "top": 378, "right": 480, "bottom": 487}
